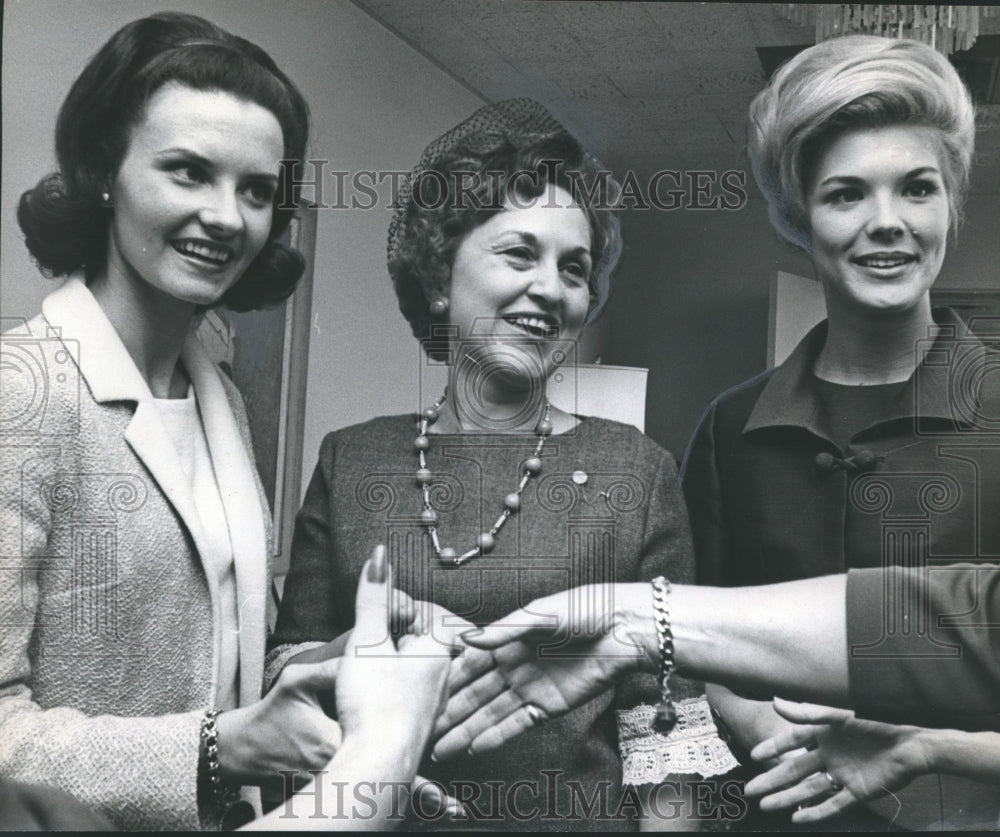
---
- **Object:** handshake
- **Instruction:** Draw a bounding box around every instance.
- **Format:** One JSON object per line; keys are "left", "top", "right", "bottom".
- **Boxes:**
{"left": 257, "top": 550, "right": 970, "bottom": 830}
{"left": 249, "top": 546, "right": 658, "bottom": 829}
{"left": 271, "top": 545, "right": 656, "bottom": 765}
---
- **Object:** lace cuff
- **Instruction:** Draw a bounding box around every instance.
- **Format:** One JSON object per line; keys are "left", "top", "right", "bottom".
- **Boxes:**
{"left": 263, "top": 641, "right": 328, "bottom": 693}
{"left": 617, "top": 696, "right": 739, "bottom": 784}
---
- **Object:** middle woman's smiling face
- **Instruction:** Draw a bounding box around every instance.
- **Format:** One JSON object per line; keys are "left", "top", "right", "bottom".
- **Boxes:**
{"left": 805, "top": 124, "right": 951, "bottom": 319}
{"left": 445, "top": 184, "right": 593, "bottom": 389}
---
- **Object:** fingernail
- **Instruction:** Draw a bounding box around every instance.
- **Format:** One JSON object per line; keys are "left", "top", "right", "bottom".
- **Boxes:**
{"left": 446, "top": 801, "right": 468, "bottom": 818}
{"left": 460, "top": 628, "right": 483, "bottom": 641}
{"left": 367, "top": 545, "right": 386, "bottom": 583}
{"left": 430, "top": 751, "right": 440, "bottom": 763}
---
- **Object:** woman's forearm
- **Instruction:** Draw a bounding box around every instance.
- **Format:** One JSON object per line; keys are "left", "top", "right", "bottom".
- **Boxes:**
{"left": 620, "top": 576, "right": 850, "bottom": 704}
{"left": 675, "top": 576, "right": 849, "bottom": 703}
{"left": 245, "top": 738, "right": 423, "bottom": 831}
{"left": 450, "top": 569, "right": 996, "bottom": 760}
{"left": 922, "top": 729, "right": 1000, "bottom": 784}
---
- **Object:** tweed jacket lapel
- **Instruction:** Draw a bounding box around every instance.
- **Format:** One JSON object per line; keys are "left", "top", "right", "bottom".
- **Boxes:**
{"left": 41, "top": 278, "right": 213, "bottom": 551}
{"left": 183, "top": 338, "right": 268, "bottom": 702}
{"left": 42, "top": 277, "right": 267, "bottom": 704}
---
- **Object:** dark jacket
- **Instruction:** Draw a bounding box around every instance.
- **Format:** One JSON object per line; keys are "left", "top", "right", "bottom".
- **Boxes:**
{"left": 848, "top": 563, "right": 1000, "bottom": 730}
{"left": 680, "top": 308, "right": 1000, "bottom": 829}
{"left": 681, "top": 308, "right": 1000, "bottom": 587}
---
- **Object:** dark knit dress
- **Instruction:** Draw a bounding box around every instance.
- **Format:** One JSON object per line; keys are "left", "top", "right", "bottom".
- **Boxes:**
{"left": 271, "top": 414, "right": 735, "bottom": 831}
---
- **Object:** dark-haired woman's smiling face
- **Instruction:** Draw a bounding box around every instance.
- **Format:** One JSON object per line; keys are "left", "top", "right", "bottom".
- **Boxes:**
{"left": 806, "top": 125, "right": 949, "bottom": 318}
{"left": 106, "top": 82, "right": 283, "bottom": 307}
{"left": 446, "top": 185, "right": 592, "bottom": 391}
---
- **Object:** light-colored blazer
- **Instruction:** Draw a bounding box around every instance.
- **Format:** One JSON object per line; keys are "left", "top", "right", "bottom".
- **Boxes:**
{"left": 0, "top": 277, "right": 270, "bottom": 830}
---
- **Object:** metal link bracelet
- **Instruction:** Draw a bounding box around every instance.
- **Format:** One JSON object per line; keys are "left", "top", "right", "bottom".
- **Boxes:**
{"left": 199, "top": 708, "right": 244, "bottom": 828}
{"left": 651, "top": 576, "right": 677, "bottom": 734}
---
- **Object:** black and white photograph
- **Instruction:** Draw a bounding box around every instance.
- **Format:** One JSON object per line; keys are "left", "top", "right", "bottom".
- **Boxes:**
{"left": 1, "top": 1, "right": 999, "bottom": 831}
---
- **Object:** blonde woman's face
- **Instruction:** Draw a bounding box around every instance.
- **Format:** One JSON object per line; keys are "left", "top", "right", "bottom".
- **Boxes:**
{"left": 806, "top": 125, "right": 949, "bottom": 318}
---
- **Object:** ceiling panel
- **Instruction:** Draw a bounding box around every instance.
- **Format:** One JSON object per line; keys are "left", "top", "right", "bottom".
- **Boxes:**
{"left": 353, "top": 0, "right": 1000, "bottom": 193}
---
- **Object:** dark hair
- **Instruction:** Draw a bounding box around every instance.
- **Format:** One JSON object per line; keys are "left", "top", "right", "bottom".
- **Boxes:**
{"left": 16, "top": 11, "right": 311, "bottom": 311}
{"left": 389, "top": 127, "right": 622, "bottom": 358}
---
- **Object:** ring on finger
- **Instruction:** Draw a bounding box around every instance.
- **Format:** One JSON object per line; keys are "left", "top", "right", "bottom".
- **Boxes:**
{"left": 823, "top": 771, "right": 844, "bottom": 793}
{"left": 523, "top": 702, "right": 547, "bottom": 727}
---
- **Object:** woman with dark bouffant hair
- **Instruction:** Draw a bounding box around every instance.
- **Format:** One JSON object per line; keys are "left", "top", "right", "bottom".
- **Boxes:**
{"left": 269, "top": 98, "right": 735, "bottom": 831}
{"left": 16, "top": 13, "right": 309, "bottom": 309}
{"left": 1, "top": 12, "right": 457, "bottom": 831}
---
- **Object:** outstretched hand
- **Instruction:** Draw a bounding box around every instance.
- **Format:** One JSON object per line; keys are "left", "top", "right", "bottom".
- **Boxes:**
{"left": 433, "top": 584, "right": 650, "bottom": 760}
{"left": 243, "top": 547, "right": 468, "bottom": 830}
{"left": 744, "top": 698, "right": 931, "bottom": 824}
{"left": 221, "top": 548, "right": 465, "bottom": 788}
{"left": 334, "top": 546, "right": 459, "bottom": 751}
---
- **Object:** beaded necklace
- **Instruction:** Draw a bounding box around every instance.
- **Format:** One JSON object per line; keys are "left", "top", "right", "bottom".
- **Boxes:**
{"left": 415, "top": 392, "right": 552, "bottom": 566}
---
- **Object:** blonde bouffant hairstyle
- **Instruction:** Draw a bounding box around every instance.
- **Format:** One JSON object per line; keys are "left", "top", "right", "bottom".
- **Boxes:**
{"left": 748, "top": 35, "right": 975, "bottom": 251}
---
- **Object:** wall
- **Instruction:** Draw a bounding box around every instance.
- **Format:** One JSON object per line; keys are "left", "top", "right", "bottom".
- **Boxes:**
{"left": 606, "top": 188, "right": 1000, "bottom": 460}
{"left": 1, "top": 0, "right": 483, "bottom": 499}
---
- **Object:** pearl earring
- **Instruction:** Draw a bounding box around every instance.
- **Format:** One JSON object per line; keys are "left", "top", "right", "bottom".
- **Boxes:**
{"left": 100, "top": 191, "right": 112, "bottom": 208}
{"left": 429, "top": 296, "right": 449, "bottom": 317}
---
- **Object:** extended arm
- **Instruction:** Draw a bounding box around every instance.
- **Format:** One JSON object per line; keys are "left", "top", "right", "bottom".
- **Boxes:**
{"left": 438, "top": 567, "right": 999, "bottom": 758}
